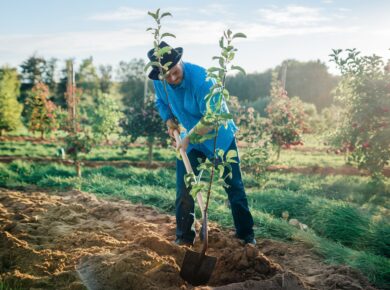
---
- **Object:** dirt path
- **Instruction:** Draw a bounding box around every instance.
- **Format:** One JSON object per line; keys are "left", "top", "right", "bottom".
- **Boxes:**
{"left": 0, "top": 188, "right": 376, "bottom": 290}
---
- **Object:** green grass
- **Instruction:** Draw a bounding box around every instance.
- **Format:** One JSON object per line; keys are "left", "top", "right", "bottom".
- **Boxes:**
{"left": 0, "top": 161, "right": 389, "bottom": 289}
{"left": 1, "top": 136, "right": 347, "bottom": 167}
{"left": 0, "top": 141, "right": 175, "bottom": 162}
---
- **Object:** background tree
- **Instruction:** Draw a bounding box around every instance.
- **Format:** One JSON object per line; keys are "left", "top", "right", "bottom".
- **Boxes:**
{"left": 63, "top": 60, "right": 94, "bottom": 177}
{"left": 91, "top": 95, "right": 123, "bottom": 142}
{"left": 19, "top": 54, "right": 47, "bottom": 117}
{"left": 226, "top": 70, "right": 272, "bottom": 103}
{"left": 98, "top": 64, "right": 113, "bottom": 94}
{"left": 44, "top": 58, "right": 58, "bottom": 96}
{"left": 225, "top": 59, "right": 338, "bottom": 112}
{"left": 266, "top": 72, "right": 308, "bottom": 159}
{"left": 25, "top": 82, "right": 58, "bottom": 139}
{"left": 329, "top": 49, "right": 390, "bottom": 179}
{"left": 232, "top": 99, "right": 274, "bottom": 187}
{"left": 120, "top": 96, "right": 168, "bottom": 167}
{"left": 280, "top": 59, "right": 339, "bottom": 111}
{"left": 0, "top": 67, "right": 23, "bottom": 136}
{"left": 76, "top": 57, "right": 100, "bottom": 106}
{"left": 117, "top": 58, "right": 150, "bottom": 110}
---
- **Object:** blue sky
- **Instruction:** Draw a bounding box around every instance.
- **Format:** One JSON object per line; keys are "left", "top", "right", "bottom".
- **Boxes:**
{"left": 1, "top": 0, "right": 389, "bottom": 75}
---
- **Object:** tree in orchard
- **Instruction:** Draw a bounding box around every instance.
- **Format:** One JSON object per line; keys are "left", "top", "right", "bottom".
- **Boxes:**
{"left": 25, "top": 82, "right": 59, "bottom": 139}
{"left": 0, "top": 67, "right": 23, "bottom": 136}
{"left": 233, "top": 100, "right": 274, "bottom": 188}
{"left": 329, "top": 49, "right": 390, "bottom": 180}
{"left": 265, "top": 72, "right": 308, "bottom": 159}
{"left": 120, "top": 95, "right": 168, "bottom": 167}
{"left": 91, "top": 95, "right": 123, "bottom": 143}
{"left": 63, "top": 60, "right": 94, "bottom": 178}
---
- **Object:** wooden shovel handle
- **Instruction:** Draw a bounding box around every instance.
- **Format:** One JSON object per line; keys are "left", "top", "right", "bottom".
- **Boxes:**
{"left": 174, "top": 130, "right": 209, "bottom": 255}
{"left": 173, "top": 130, "right": 205, "bottom": 216}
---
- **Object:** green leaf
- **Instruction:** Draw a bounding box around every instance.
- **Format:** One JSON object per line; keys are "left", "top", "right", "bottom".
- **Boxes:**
{"left": 207, "top": 67, "right": 222, "bottom": 73}
{"left": 218, "top": 165, "right": 225, "bottom": 178}
{"left": 162, "top": 61, "right": 173, "bottom": 70}
{"left": 227, "top": 29, "right": 232, "bottom": 38}
{"left": 231, "top": 65, "right": 246, "bottom": 75}
{"left": 155, "top": 46, "right": 172, "bottom": 57}
{"left": 226, "top": 150, "right": 237, "bottom": 161}
{"left": 161, "top": 12, "right": 172, "bottom": 19}
{"left": 156, "top": 8, "right": 160, "bottom": 19}
{"left": 144, "top": 61, "right": 161, "bottom": 72}
{"left": 219, "top": 37, "right": 224, "bottom": 48}
{"left": 232, "top": 32, "right": 247, "bottom": 39}
{"left": 148, "top": 11, "right": 157, "bottom": 19}
{"left": 161, "top": 32, "right": 176, "bottom": 39}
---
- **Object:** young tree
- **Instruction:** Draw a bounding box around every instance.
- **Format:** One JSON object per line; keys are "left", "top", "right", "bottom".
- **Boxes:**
{"left": 120, "top": 96, "right": 168, "bottom": 166}
{"left": 25, "top": 82, "right": 58, "bottom": 139}
{"left": 0, "top": 67, "right": 23, "bottom": 136}
{"left": 329, "top": 49, "right": 390, "bottom": 179}
{"left": 63, "top": 60, "right": 94, "bottom": 177}
{"left": 265, "top": 72, "right": 308, "bottom": 159}
{"left": 91, "top": 95, "right": 123, "bottom": 142}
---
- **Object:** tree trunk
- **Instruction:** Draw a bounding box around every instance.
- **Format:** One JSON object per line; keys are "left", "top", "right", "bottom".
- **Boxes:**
{"left": 76, "top": 161, "right": 82, "bottom": 178}
{"left": 40, "top": 130, "right": 44, "bottom": 140}
{"left": 0, "top": 129, "right": 2, "bottom": 137}
{"left": 147, "top": 142, "right": 153, "bottom": 168}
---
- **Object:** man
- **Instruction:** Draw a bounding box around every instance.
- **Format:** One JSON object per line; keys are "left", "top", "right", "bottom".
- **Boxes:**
{"left": 147, "top": 41, "right": 255, "bottom": 246}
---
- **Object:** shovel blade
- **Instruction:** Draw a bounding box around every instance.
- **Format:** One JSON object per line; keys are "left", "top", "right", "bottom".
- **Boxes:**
{"left": 180, "top": 249, "right": 217, "bottom": 286}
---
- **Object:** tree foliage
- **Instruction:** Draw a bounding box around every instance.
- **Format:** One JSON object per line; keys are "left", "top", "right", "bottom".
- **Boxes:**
{"left": 117, "top": 59, "right": 149, "bottom": 110}
{"left": 25, "top": 82, "right": 58, "bottom": 138}
{"left": 0, "top": 67, "right": 23, "bottom": 135}
{"left": 76, "top": 57, "right": 100, "bottom": 106}
{"left": 266, "top": 72, "right": 308, "bottom": 158}
{"left": 120, "top": 96, "right": 168, "bottom": 166}
{"left": 329, "top": 49, "right": 390, "bottom": 179}
{"left": 91, "top": 95, "right": 123, "bottom": 142}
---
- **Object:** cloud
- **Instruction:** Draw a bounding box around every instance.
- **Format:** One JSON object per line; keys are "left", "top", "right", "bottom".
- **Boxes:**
{"left": 257, "top": 5, "right": 329, "bottom": 26}
{"left": 89, "top": 7, "right": 147, "bottom": 21}
{"left": 0, "top": 28, "right": 149, "bottom": 59}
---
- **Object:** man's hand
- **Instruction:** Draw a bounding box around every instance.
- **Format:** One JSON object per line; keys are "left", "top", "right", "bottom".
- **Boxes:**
{"left": 166, "top": 118, "right": 179, "bottom": 139}
{"left": 166, "top": 118, "right": 179, "bottom": 148}
{"left": 177, "top": 135, "right": 190, "bottom": 152}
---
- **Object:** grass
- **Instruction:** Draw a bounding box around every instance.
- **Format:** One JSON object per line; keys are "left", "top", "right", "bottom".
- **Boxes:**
{"left": 0, "top": 141, "right": 176, "bottom": 162}
{"left": 0, "top": 161, "right": 389, "bottom": 288}
{"left": 1, "top": 136, "right": 348, "bottom": 166}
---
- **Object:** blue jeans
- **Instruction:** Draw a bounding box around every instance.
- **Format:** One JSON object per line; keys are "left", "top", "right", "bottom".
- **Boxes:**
{"left": 175, "top": 138, "right": 254, "bottom": 243}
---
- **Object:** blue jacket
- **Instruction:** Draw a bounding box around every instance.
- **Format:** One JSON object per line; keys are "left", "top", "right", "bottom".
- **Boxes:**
{"left": 154, "top": 62, "right": 237, "bottom": 159}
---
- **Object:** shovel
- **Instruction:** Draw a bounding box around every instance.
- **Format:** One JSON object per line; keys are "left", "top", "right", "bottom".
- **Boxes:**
{"left": 173, "top": 130, "right": 217, "bottom": 286}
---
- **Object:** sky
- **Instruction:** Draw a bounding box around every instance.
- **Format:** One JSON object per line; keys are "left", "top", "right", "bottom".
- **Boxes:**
{"left": 0, "top": 0, "right": 389, "bottom": 76}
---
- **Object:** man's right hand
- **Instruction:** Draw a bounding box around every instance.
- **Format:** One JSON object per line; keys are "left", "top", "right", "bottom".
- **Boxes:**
{"left": 166, "top": 119, "right": 179, "bottom": 148}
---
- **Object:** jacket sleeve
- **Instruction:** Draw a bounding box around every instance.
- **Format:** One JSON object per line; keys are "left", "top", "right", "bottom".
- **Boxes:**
{"left": 154, "top": 81, "right": 174, "bottom": 122}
